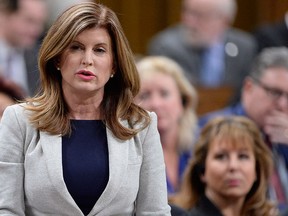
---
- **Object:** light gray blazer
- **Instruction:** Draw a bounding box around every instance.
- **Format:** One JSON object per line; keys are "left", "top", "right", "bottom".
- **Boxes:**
{"left": 0, "top": 104, "right": 171, "bottom": 216}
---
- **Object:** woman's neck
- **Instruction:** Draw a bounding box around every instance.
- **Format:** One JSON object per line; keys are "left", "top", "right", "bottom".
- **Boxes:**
{"left": 65, "top": 93, "right": 103, "bottom": 120}
{"left": 69, "top": 104, "right": 101, "bottom": 120}
{"left": 160, "top": 125, "right": 180, "bottom": 151}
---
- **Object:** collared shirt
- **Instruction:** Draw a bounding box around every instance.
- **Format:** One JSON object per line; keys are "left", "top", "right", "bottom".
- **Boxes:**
{"left": 200, "top": 42, "right": 225, "bottom": 87}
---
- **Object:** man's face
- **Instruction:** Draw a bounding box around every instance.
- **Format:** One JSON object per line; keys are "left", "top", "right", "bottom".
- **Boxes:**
{"left": 5, "top": 0, "right": 47, "bottom": 48}
{"left": 243, "top": 67, "right": 288, "bottom": 129}
{"left": 181, "top": 0, "right": 229, "bottom": 47}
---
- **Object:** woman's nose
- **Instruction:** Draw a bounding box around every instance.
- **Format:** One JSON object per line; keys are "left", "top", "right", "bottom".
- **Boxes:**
{"left": 228, "top": 156, "right": 240, "bottom": 170}
{"left": 82, "top": 51, "right": 93, "bottom": 66}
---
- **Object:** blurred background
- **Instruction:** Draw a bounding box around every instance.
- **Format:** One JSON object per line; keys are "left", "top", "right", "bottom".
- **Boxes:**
{"left": 94, "top": 0, "right": 288, "bottom": 55}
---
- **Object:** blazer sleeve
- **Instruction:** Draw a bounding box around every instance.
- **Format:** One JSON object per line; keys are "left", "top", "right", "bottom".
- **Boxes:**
{"left": 0, "top": 105, "right": 26, "bottom": 215}
{"left": 135, "top": 112, "right": 171, "bottom": 215}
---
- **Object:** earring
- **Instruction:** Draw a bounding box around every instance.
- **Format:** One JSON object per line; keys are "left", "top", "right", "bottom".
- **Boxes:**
{"left": 57, "top": 67, "right": 60, "bottom": 71}
{"left": 110, "top": 74, "right": 114, "bottom": 78}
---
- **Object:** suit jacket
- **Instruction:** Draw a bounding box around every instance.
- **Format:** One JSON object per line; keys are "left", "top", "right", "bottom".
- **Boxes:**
{"left": 24, "top": 44, "right": 41, "bottom": 96}
{"left": 0, "top": 104, "right": 171, "bottom": 216}
{"left": 254, "top": 18, "right": 288, "bottom": 52}
{"left": 147, "top": 24, "right": 257, "bottom": 89}
{"left": 0, "top": 39, "right": 40, "bottom": 97}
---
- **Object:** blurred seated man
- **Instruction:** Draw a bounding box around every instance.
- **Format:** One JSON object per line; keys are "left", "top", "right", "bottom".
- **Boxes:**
{"left": 147, "top": 0, "right": 257, "bottom": 102}
{"left": 0, "top": 0, "right": 47, "bottom": 96}
{"left": 199, "top": 47, "right": 288, "bottom": 212}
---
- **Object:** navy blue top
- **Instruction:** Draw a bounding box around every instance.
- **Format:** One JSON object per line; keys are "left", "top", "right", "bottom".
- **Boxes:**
{"left": 62, "top": 120, "right": 109, "bottom": 215}
{"left": 188, "top": 195, "right": 223, "bottom": 216}
{"left": 167, "top": 150, "right": 191, "bottom": 195}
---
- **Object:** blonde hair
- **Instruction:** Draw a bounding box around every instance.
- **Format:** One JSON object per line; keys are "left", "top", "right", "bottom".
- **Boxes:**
{"left": 136, "top": 56, "right": 198, "bottom": 151}
{"left": 171, "top": 116, "right": 275, "bottom": 216}
{"left": 25, "top": 2, "right": 150, "bottom": 139}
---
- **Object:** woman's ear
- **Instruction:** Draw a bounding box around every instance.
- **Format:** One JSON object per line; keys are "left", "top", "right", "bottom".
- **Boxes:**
{"left": 200, "top": 173, "right": 206, "bottom": 183}
{"left": 196, "top": 163, "right": 206, "bottom": 183}
{"left": 54, "top": 58, "right": 61, "bottom": 70}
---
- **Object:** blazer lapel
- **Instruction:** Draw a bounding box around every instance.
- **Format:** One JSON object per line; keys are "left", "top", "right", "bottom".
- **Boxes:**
{"left": 89, "top": 123, "right": 129, "bottom": 215}
{"left": 40, "top": 131, "right": 78, "bottom": 208}
{"left": 40, "top": 121, "right": 130, "bottom": 215}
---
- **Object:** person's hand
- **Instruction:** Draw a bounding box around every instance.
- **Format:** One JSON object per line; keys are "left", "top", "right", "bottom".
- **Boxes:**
{"left": 264, "top": 110, "right": 288, "bottom": 144}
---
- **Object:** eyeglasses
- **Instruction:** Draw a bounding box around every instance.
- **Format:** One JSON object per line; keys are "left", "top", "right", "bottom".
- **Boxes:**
{"left": 252, "top": 77, "right": 288, "bottom": 101}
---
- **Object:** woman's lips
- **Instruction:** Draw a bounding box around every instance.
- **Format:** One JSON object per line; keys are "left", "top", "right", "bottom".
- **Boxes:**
{"left": 76, "top": 70, "right": 95, "bottom": 80}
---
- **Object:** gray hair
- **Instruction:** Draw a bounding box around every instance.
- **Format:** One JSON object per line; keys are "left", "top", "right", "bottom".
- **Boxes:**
{"left": 217, "top": 0, "right": 237, "bottom": 23}
{"left": 249, "top": 47, "right": 288, "bottom": 80}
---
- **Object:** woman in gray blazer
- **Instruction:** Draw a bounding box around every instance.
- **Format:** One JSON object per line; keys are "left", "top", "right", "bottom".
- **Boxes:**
{"left": 0, "top": 2, "right": 171, "bottom": 216}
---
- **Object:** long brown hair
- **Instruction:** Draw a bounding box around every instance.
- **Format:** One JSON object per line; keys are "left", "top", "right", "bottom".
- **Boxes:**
{"left": 25, "top": 2, "right": 150, "bottom": 139}
{"left": 171, "top": 116, "right": 275, "bottom": 216}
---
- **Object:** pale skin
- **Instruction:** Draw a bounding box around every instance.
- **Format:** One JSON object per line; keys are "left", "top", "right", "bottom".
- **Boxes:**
{"left": 58, "top": 27, "right": 114, "bottom": 120}
{"left": 136, "top": 72, "right": 184, "bottom": 190}
{"left": 181, "top": 0, "right": 230, "bottom": 47}
{"left": 242, "top": 67, "right": 288, "bottom": 144}
{"left": 4, "top": 0, "right": 47, "bottom": 48}
{"left": 264, "top": 110, "right": 288, "bottom": 144}
{"left": 201, "top": 140, "right": 256, "bottom": 216}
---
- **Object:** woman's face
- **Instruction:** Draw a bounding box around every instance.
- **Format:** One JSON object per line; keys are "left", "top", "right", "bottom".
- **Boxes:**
{"left": 136, "top": 72, "right": 184, "bottom": 133}
{"left": 201, "top": 139, "right": 256, "bottom": 202}
{"left": 59, "top": 27, "right": 114, "bottom": 98}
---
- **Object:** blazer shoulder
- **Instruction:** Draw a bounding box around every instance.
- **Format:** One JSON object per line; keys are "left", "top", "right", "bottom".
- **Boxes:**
{"left": 3, "top": 103, "right": 28, "bottom": 119}
{"left": 226, "top": 28, "right": 257, "bottom": 47}
{"left": 1, "top": 103, "right": 36, "bottom": 133}
{"left": 134, "top": 111, "right": 158, "bottom": 141}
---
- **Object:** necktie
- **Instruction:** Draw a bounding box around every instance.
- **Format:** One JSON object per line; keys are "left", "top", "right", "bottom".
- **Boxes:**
{"left": 200, "top": 43, "right": 225, "bottom": 87}
{"left": 266, "top": 137, "right": 288, "bottom": 205}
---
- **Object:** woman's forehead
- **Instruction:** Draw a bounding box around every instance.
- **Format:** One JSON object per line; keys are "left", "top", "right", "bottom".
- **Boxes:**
{"left": 209, "top": 135, "right": 254, "bottom": 151}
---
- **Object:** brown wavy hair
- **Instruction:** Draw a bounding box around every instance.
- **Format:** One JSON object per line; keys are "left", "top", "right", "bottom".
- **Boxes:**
{"left": 171, "top": 116, "right": 276, "bottom": 216}
{"left": 25, "top": 2, "right": 150, "bottom": 139}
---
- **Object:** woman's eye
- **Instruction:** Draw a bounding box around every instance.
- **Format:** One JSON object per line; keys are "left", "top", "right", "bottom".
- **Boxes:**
{"left": 95, "top": 47, "right": 106, "bottom": 53}
{"left": 214, "top": 153, "right": 226, "bottom": 160}
{"left": 160, "top": 90, "right": 170, "bottom": 98}
{"left": 239, "top": 153, "right": 249, "bottom": 160}
{"left": 139, "top": 92, "right": 150, "bottom": 100}
{"left": 70, "top": 45, "right": 82, "bottom": 50}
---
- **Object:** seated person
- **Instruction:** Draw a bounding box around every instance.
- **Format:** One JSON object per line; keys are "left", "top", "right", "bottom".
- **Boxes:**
{"left": 135, "top": 56, "right": 198, "bottom": 195}
{"left": 171, "top": 116, "right": 277, "bottom": 216}
{"left": 147, "top": 0, "right": 257, "bottom": 93}
{"left": 198, "top": 47, "right": 288, "bottom": 211}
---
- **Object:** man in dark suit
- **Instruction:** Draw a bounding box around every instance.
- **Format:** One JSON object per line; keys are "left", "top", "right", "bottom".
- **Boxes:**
{"left": 198, "top": 47, "right": 288, "bottom": 213}
{"left": 147, "top": 0, "right": 257, "bottom": 95}
{"left": 0, "top": 0, "right": 47, "bottom": 96}
{"left": 254, "top": 12, "right": 288, "bottom": 52}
